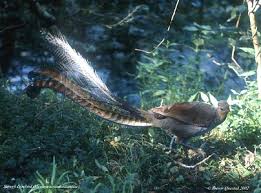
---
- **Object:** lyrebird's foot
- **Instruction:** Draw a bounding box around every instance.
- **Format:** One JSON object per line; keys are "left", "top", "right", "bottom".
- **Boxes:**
{"left": 166, "top": 146, "right": 175, "bottom": 154}
{"left": 188, "top": 148, "right": 206, "bottom": 158}
{"left": 196, "top": 148, "right": 206, "bottom": 158}
{"left": 166, "top": 149, "right": 172, "bottom": 154}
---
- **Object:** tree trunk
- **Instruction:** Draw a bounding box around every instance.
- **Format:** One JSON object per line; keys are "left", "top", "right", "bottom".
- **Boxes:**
{"left": 247, "top": 0, "right": 261, "bottom": 99}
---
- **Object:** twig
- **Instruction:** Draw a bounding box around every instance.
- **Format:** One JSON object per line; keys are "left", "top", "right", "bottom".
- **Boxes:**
{"left": 29, "top": 0, "right": 56, "bottom": 26}
{"left": 248, "top": 0, "right": 260, "bottom": 13}
{"left": 0, "top": 23, "right": 25, "bottom": 34}
{"left": 212, "top": 59, "right": 223, "bottom": 66}
{"left": 135, "top": 0, "right": 180, "bottom": 54}
{"left": 34, "top": 101, "right": 61, "bottom": 119}
{"left": 106, "top": 5, "right": 145, "bottom": 29}
{"left": 174, "top": 153, "right": 214, "bottom": 169}
{"left": 229, "top": 5, "right": 244, "bottom": 76}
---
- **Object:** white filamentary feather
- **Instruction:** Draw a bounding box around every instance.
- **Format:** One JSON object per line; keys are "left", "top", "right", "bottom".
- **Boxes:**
{"left": 44, "top": 32, "right": 116, "bottom": 101}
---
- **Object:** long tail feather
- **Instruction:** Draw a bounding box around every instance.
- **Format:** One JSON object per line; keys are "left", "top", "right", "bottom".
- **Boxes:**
{"left": 42, "top": 31, "right": 116, "bottom": 102}
{"left": 27, "top": 69, "right": 152, "bottom": 126}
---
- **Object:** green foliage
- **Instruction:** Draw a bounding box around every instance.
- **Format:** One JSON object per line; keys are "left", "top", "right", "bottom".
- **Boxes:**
{"left": 137, "top": 48, "right": 204, "bottom": 108}
{"left": 19, "top": 157, "right": 77, "bottom": 193}
{"left": 216, "top": 81, "right": 261, "bottom": 147}
{"left": 1, "top": 78, "right": 260, "bottom": 193}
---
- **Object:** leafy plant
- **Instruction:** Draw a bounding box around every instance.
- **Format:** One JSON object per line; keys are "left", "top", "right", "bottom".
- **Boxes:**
{"left": 137, "top": 48, "right": 204, "bottom": 108}
{"left": 19, "top": 157, "right": 78, "bottom": 193}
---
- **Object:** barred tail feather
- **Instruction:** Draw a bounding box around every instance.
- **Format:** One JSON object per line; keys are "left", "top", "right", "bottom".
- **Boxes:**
{"left": 27, "top": 31, "right": 153, "bottom": 126}
{"left": 26, "top": 71, "right": 152, "bottom": 126}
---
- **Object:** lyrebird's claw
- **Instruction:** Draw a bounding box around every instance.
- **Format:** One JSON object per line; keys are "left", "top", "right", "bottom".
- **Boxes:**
{"left": 196, "top": 148, "right": 206, "bottom": 158}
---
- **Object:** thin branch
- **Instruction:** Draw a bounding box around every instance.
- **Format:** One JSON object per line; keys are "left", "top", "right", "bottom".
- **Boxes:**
{"left": 29, "top": 0, "right": 56, "bottom": 26}
{"left": 174, "top": 154, "right": 214, "bottom": 169}
{"left": 106, "top": 5, "right": 145, "bottom": 29}
{"left": 135, "top": 0, "right": 180, "bottom": 54}
{"left": 231, "top": 46, "right": 241, "bottom": 71}
{"left": 135, "top": 38, "right": 165, "bottom": 54}
{"left": 33, "top": 101, "right": 61, "bottom": 119}
{"left": 0, "top": 23, "right": 25, "bottom": 34}
{"left": 167, "top": 0, "right": 180, "bottom": 31}
{"left": 248, "top": 0, "right": 260, "bottom": 13}
{"left": 229, "top": 3, "right": 244, "bottom": 76}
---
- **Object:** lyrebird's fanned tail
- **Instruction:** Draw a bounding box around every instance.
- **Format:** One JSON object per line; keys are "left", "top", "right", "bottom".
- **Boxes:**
{"left": 26, "top": 32, "right": 152, "bottom": 127}
{"left": 42, "top": 31, "right": 115, "bottom": 102}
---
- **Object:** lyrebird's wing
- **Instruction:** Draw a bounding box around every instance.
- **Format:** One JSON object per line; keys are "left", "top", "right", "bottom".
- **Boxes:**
{"left": 150, "top": 102, "right": 217, "bottom": 127}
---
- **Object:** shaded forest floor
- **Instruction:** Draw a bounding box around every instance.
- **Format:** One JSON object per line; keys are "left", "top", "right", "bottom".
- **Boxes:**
{"left": 0, "top": 81, "right": 260, "bottom": 193}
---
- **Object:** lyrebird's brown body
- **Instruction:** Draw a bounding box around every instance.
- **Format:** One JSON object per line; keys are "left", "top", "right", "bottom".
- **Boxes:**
{"left": 26, "top": 32, "right": 230, "bottom": 149}
{"left": 149, "top": 101, "right": 229, "bottom": 143}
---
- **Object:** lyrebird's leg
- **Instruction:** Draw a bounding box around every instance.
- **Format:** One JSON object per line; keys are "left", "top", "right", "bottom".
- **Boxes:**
{"left": 169, "top": 135, "right": 176, "bottom": 150}
{"left": 166, "top": 135, "right": 177, "bottom": 154}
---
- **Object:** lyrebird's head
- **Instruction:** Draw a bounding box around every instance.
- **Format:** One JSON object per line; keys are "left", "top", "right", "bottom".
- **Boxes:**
{"left": 216, "top": 100, "right": 230, "bottom": 120}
